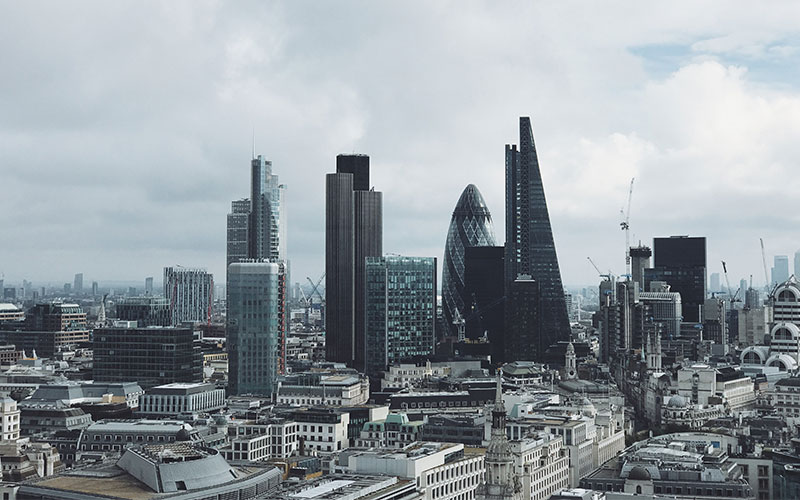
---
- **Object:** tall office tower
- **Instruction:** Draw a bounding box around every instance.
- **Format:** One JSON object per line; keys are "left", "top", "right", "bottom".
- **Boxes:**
{"left": 364, "top": 256, "right": 436, "bottom": 377}
{"left": 249, "top": 155, "right": 285, "bottom": 262}
{"left": 116, "top": 296, "right": 171, "bottom": 327}
{"left": 745, "top": 287, "right": 760, "bottom": 309}
{"left": 772, "top": 255, "right": 790, "bottom": 286}
{"left": 94, "top": 324, "right": 201, "bottom": 388}
{"left": 639, "top": 290, "right": 682, "bottom": 340}
{"left": 73, "top": 273, "right": 83, "bottom": 295}
{"left": 227, "top": 199, "right": 250, "bottom": 267}
{"left": 442, "top": 184, "right": 497, "bottom": 340}
{"left": 325, "top": 154, "right": 382, "bottom": 370}
{"left": 63, "top": 283, "right": 71, "bottom": 294}
{"left": 703, "top": 297, "right": 728, "bottom": 345}
{"left": 710, "top": 273, "right": 721, "bottom": 295}
{"left": 795, "top": 250, "right": 800, "bottom": 278}
{"left": 629, "top": 245, "right": 652, "bottom": 292}
{"left": 463, "top": 246, "right": 505, "bottom": 363}
{"left": 144, "top": 277, "right": 154, "bottom": 296}
{"left": 739, "top": 279, "right": 748, "bottom": 299}
{"left": 163, "top": 267, "right": 213, "bottom": 325}
{"left": 504, "top": 276, "right": 540, "bottom": 362}
{"left": 504, "top": 117, "right": 570, "bottom": 360}
{"left": 91, "top": 281, "right": 98, "bottom": 297}
{"left": 645, "top": 236, "right": 706, "bottom": 323}
{"left": 227, "top": 262, "right": 279, "bottom": 395}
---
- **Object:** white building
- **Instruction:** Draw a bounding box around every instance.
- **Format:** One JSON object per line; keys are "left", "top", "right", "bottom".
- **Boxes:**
{"left": 0, "top": 397, "right": 20, "bottom": 441}
{"left": 278, "top": 374, "right": 369, "bottom": 406}
{"left": 677, "top": 364, "right": 755, "bottom": 412}
{"left": 661, "top": 394, "right": 726, "bottom": 430}
{"left": 513, "top": 433, "right": 569, "bottom": 500}
{"left": 138, "top": 382, "right": 225, "bottom": 417}
{"left": 294, "top": 408, "right": 350, "bottom": 454}
{"left": 220, "top": 418, "right": 298, "bottom": 462}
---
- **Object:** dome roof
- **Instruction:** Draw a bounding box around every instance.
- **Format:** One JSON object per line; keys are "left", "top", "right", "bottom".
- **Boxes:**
{"left": 628, "top": 466, "right": 652, "bottom": 481}
{"left": 452, "top": 184, "right": 493, "bottom": 218}
{"left": 667, "top": 394, "right": 687, "bottom": 407}
{"left": 175, "top": 426, "right": 192, "bottom": 442}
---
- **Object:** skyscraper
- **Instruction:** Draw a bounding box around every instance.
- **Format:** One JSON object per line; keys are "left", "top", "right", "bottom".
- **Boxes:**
{"left": 629, "top": 245, "right": 651, "bottom": 292}
{"left": 163, "top": 266, "right": 213, "bottom": 325}
{"left": 504, "top": 117, "right": 570, "bottom": 360}
{"left": 364, "top": 256, "right": 436, "bottom": 377}
{"left": 795, "top": 250, "right": 800, "bottom": 279}
{"left": 463, "top": 246, "right": 505, "bottom": 362}
{"left": 442, "top": 184, "right": 497, "bottom": 339}
{"left": 73, "top": 273, "right": 83, "bottom": 295}
{"left": 227, "top": 262, "right": 279, "bottom": 396}
{"left": 144, "top": 276, "right": 154, "bottom": 296}
{"left": 226, "top": 155, "right": 289, "bottom": 378}
{"left": 710, "top": 272, "right": 721, "bottom": 294}
{"left": 645, "top": 236, "right": 706, "bottom": 323}
{"left": 773, "top": 255, "right": 790, "bottom": 287}
{"left": 325, "top": 154, "right": 382, "bottom": 371}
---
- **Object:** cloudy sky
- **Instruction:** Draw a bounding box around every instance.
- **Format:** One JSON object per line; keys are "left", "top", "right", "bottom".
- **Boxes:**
{"left": 3, "top": 1, "right": 800, "bottom": 290}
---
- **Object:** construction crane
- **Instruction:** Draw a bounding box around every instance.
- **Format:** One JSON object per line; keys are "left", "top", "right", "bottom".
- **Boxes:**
{"left": 620, "top": 178, "right": 635, "bottom": 278}
{"left": 587, "top": 257, "right": 614, "bottom": 280}
{"left": 306, "top": 273, "right": 325, "bottom": 303}
{"left": 760, "top": 238, "right": 770, "bottom": 292}
{"left": 721, "top": 261, "right": 741, "bottom": 303}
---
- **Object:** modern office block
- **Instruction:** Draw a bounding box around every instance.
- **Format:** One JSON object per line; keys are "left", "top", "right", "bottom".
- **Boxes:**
{"left": 463, "top": 246, "right": 505, "bottom": 362}
{"left": 227, "top": 198, "right": 250, "bottom": 268}
{"left": 442, "top": 184, "right": 497, "bottom": 340}
{"left": 630, "top": 245, "right": 652, "bottom": 292}
{"left": 144, "top": 277, "right": 154, "bottom": 296}
{"left": 93, "top": 324, "right": 202, "bottom": 388}
{"left": 73, "top": 273, "right": 83, "bottom": 295}
{"left": 504, "top": 275, "right": 540, "bottom": 362}
{"left": 227, "top": 262, "right": 280, "bottom": 396}
{"left": 91, "top": 281, "right": 99, "bottom": 297}
{"left": 710, "top": 273, "right": 721, "bottom": 294}
{"left": 773, "top": 255, "right": 790, "bottom": 287}
{"left": 365, "top": 256, "right": 436, "bottom": 377}
{"left": 116, "top": 296, "right": 170, "bottom": 327}
{"left": 326, "top": 154, "right": 382, "bottom": 371}
{"left": 163, "top": 267, "right": 213, "bottom": 325}
{"left": 504, "top": 117, "right": 570, "bottom": 360}
{"left": 645, "top": 236, "right": 706, "bottom": 323}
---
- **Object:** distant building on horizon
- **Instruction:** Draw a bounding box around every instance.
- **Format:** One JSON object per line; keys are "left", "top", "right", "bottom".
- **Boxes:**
{"left": 144, "top": 276, "right": 154, "bottom": 296}
{"left": 326, "top": 154, "right": 382, "bottom": 372}
{"left": 442, "top": 184, "right": 497, "bottom": 341}
{"left": 364, "top": 255, "right": 436, "bottom": 377}
{"left": 773, "top": 255, "right": 790, "bottom": 287}
{"left": 73, "top": 273, "right": 83, "bottom": 295}
{"left": 163, "top": 267, "right": 213, "bottom": 325}
{"left": 504, "top": 116, "right": 570, "bottom": 361}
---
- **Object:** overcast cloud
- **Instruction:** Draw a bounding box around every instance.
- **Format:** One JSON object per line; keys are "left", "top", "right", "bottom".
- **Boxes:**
{"left": 2, "top": 1, "right": 800, "bottom": 290}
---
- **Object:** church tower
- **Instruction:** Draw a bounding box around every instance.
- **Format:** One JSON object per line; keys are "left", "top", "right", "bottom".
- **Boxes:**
{"left": 476, "top": 371, "right": 522, "bottom": 500}
{"left": 646, "top": 331, "right": 662, "bottom": 371}
{"left": 564, "top": 342, "right": 577, "bottom": 380}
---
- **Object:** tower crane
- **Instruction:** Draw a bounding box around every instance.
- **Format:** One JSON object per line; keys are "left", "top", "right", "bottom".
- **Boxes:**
{"left": 620, "top": 178, "right": 635, "bottom": 278}
{"left": 587, "top": 257, "right": 614, "bottom": 280}
{"left": 760, "top": 238, "right": 770, "bottom": 292}
{"left": 721, "top": 261, "right": 741, "bottom": 303}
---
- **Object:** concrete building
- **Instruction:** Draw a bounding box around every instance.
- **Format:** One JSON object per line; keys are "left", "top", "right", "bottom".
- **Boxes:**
{"left": 19, "top": 405, "right": 92, "bottom": 435}
{"left": 676, "top": 365, "right": 755, "bottom": 412}
{"left": 163, "top": 266, "right": 213, "bottom": 325}
{"left": 259, "top": 474, "right": 418, "bottom": 500}
{"left": 76, "top": 420, "right": 202, "bottom": 453}
{"left": 18, "top": 442, "right": 282, "bottom": 500}
{"left": 356, "top": 412, "right": 424, "bottom": 448}
{"left": 220, "top": 418, "right": 299, "bottom": 462}
{"left": 0, "top": 304, "right": 24, "bottom": 323}
{"left": 294, "top": 408, "right": 350, "bottom": 454}
{"left": 277, "top": 372, "right": 369, "bottom": 407}
{"left": 137, "top": 382, "right": 225, "bottom": 417}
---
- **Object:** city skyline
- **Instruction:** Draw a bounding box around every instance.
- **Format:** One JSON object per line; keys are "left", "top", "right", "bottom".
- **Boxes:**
{"left": 3, "top": 2, "right": 800, "bottom": 288}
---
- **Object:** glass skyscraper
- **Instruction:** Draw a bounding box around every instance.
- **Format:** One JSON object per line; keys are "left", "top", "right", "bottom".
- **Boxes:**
{"left": 365, "top": 256, "right": 436, "bottom": 377}
{"left": 645, "top": 236, "right": 706, "bottom": 323}
{"left": 227, "top": 261, "right": 279, "bottom": 396}
{"left": 442, "top": 184, "right": 497, "bottom": 339}
{"left": 504, "top": 117, "right": 571, "bottom": 361}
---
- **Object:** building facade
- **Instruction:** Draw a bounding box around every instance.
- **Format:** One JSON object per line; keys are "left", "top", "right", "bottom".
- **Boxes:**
{"left": 163, "top": 267, "right": 213, "bottom": 325}
{"left": 326, "top": 154, "right": 382, "bottom": 371}
{"left": 227, "top": 262, "right": 280, "bottom": 396}
{"left": 93, "top": 324, "right": 202, "bottom": 388}
{"left": 645, "top": 236, "right": 706, "bottom": 323}
{"left": 365, "top": 256, "right": 437, "bottom": 377}
{"left": 115, "top": 296, "right": 170, "bottom": 327}
{"left": 504, "top": 117, "right": 570, "bottom": 361}
{"left": 137, "top": 383, "right": 225, "bottom": 417}
{"left": 442, "top": 184, "right": 497, "bottom": 340}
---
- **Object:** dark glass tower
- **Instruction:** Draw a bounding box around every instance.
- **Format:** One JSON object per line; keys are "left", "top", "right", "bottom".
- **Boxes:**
{"left": 442, "top": 184, "right": 497, "bottom": 339}
{"left": 463, "top": 246, "right": 505, "bottom": 362}
{"left": 504, "top": 117, "right": 570, "bottom": 361}
{"left": 645, "top": 236, "right": 706, "bottom": 323}
{"left": 326, "top": 154, "right": 382, "bottom": 371}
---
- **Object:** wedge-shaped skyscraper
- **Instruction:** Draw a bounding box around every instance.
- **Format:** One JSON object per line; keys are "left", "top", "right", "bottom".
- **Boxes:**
{"left": 442, "top": 184, "right": 497, "bottom": 339}
{"left": 504, "top": 117, "right": 570, "bottom": 361}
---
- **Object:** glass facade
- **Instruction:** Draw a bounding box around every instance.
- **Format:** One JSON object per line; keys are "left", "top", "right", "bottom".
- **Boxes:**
{"left": 365, "top": 256, "right": 437, "bottom": 377}
{"left": 647, "top": 236, "right": 706, "bottom": 323}
{"left": 442, "top": 184, "right": 497, "bottom": 339}
{"left": 227, "top": 262, "right": 279, "bottom": 396}
{"left": 505, "top": 117, "right": 571, "bottom": 359}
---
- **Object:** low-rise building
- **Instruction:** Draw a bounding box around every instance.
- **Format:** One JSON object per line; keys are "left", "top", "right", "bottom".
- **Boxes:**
{"left": 220, "top": 418, "right": 299, "bottom": 462}
{"left": 420, "top": 412, "right": 485, "bottom": 446}
{"left": 19, "top": 405, "right": 92, "bottom": 435}
{"left": 356, "top": 412, "right": 424, "bottom": 448}
{"left": 278, "top": 373, "right": 369, "bottom": 406}
{"left": 294, "top": 408, "right": 350, "bottom": 454}
{"left": 137, "top": 382, "right": 225, "bottom": 417}
{"left": 76, "top": 420, "right": 202, "bottom": 453}
{"left": 258, "top": 474, "right": 419, "bottom": 500}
